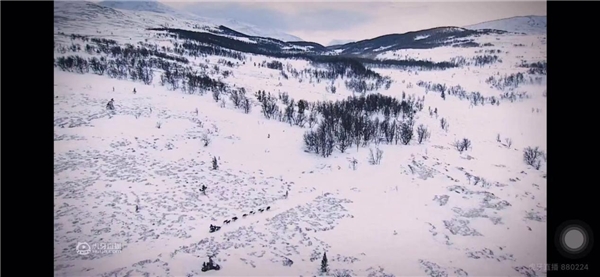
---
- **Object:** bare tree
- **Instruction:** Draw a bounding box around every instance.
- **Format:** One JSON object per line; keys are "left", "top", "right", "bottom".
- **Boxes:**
{"left": 440, "top": 117, "right": 449, "bottom": 131}
{"left": 504, "top": 137, "right": 512, "bottom": 148}
{"left": 523, "top": 146, "right": 545, "bottom": 170}
{"left": 348, "top": 157, "right": 358, "bottom": 170}
{"left": 241, "top": 97, "right": 251, "bottom": 114}
{"left": 453, "top": 138, "right": 471, "bottom": 153}
{"left": 201, "top": 133, "right": 211, "bottom": 147}
{"left": 212, "top": 90, "right": 220, "bottom": 102}
{"left": 368, "top": 148, "right": 384, "bottom": 165}
{"left": 416, "top": 124, "right": 430, "bottom": 144}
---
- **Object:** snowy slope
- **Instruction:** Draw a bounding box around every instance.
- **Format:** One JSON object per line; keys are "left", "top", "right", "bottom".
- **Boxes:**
{"left": 215, "top": 19, "right": 303, "bottom": 42}
{"left": 464, "top": 16, "right": 547, "bottom": 35}
{"left": 54, "top": 5, "right": 547, "bottom": 277}
{"left": 98, "top": 0, "right": 302, "bottom": 42}
{"left": 98, "top": 0, "right": 177, "bottom": 14}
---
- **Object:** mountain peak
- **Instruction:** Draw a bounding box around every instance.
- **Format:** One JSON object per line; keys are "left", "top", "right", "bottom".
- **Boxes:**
{"left": 464, "top": 15, "right": 546, "bottom": 35}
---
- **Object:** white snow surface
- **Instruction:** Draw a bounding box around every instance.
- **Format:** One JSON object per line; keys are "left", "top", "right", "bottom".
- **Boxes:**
{"left": 464, "top": 16, "right": 547, "bottom": 35}
{"left": 54, "top": 6, "right": 548, "bottom": 277}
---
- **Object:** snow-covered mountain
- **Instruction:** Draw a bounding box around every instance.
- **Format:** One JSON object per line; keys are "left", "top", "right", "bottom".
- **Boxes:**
{"left": 212, "top": 18, "right": 303, "bottom": 42}
{"left": 98, "top": 0, "right": 302, "bottom": 42}
{"left": 98, "top": 0, "right": 175, "bottom": 14}
{"left": 464, "top": 15, "right": 546, "bottom": 35}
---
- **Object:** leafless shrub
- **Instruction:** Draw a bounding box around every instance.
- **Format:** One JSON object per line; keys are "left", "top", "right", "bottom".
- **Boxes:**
{"left": 368, "top": 148, "right": 384, "bottom": 165}
{"left": 504, "top": 137, "right": 512, "bottom": 148}
{"left": 453, "top": 138, "right": 471, "bottom": 153}
{"left": 523, "top": 146, "right": 546, "bottom": 170}
{"left": 440, "top": 117, "right": 449, "bottom": 131}
{"left": 201, "top": 133, "right": 211, "bottom": 147}
{"left": 242, "top": 97, "right": 251, "bottom": 114}
{"left": 416, "top": 124, "right": 430, "bottom": 144}
{"left": 212, "top": 90, "right": 220, "bottom": 102}
{"left": 348, "top": 157, "right": 358, "bottom": 170}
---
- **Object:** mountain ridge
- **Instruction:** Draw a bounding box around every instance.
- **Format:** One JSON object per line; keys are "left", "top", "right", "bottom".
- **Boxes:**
{"left": 464, "top": 15, "right": 546, "bottom": 35}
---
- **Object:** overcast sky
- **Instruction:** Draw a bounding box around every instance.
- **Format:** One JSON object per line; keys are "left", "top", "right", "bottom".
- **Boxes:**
{"left": 159, "top": 0, "right": 546, "bottom": 45}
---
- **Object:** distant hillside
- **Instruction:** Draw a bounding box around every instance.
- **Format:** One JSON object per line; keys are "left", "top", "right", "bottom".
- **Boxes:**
{"left": 328, "top": 39, "right": 356, "bottom": 47}
{"left": 99, "top": 1, "right": 302, "bottom": 42}
{"left": 464, "top": 15, "right": 546, "bottom": 35}
{"left": 327, "top": 27, "right": 506, "bottom": 56}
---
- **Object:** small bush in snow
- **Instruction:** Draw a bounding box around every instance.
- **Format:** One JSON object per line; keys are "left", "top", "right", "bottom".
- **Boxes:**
{"left": 368, "top": 148, "right": 383, "bottom": 165}
{"left": 201, "top": 133, "right": 211, "bottom": 147}
{"left": 242, "top": 97, "right": 251, "bottom": 114}
{"left": 504, "top": 137, "right": 512, "bottom": 148}
{"left": 229, "top": 88, "right": 245, "bottom": 108}
{"left": 349, "top": 158, "right": 358, "bottom": 170}
{"left": 523, "top": 146, "right": 545, "bottom": 170}
{"left": 212, "top": 156, "right": 219, "bottom": 170}
{"left": 496, "top": 133, "right": 501, "bottom": 143}
{"left": 400, "top": 121, "right": 414, "bottom": 145}
{"left": 440, "top": 118, "right": 449, "bottom": 131}
{"left": 156, "top": 122, "right": 162, "bottom": 129}
{"left": 416, "top": 124, "right": 430, "bottom": 144}
{"left": 453, "top": 138, "right": 471, "bottom": 153}
{"left": 212, "top": 90, "right": 220, "bottom": 102}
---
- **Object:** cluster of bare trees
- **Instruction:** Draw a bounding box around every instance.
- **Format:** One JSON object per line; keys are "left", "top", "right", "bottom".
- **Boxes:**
{"left": 416, "top": 81, "right": 501, "bottom": 106}
{"left": 55, "top": 55, "right": 154, "bottom": 85}
{"left": 302, "top": 94, "right": 428, "bottom": 157}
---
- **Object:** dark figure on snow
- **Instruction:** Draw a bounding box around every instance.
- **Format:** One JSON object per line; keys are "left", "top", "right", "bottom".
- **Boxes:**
{"left": 201, "top": 256, "right": 221, "bottom": 272}
{"left": 209, "top": 224, "right": 221, "bottom": 233}
{"left": 242, "top": 214, "right": 248, "bottom": 217}
{"left": 106, "top": 98, "right": 115, "bottom": 110}
{"left": 135, "top": 205, "right": 139, "bottom": 212}
{"left": 232, "top": 217, "right": 238, "bottom": 221}
{"left": 266, "top": 206, "right": 270, "bottom": 211}
{"left": 284, "top": 191, "right": 288, "bottom": 198}
{"left": 133, "top": 88, "right": 137, "bottom": 94}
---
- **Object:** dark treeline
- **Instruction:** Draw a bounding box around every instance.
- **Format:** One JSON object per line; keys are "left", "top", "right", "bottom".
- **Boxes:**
{"left": 178, "top": 40, "right": 245, "bottom": 61}
{"left": 253, "top": 57, "right": 394, "bottom": 94}
{"left": 449, "top": 55, "right": 501, "bottom": 67}
{"left": 55, "top": 47, "right": 228, "bottom": 95}
{"left": 519, "top": 61, "right": 547, "bottom": 75}
{"left": 55, "top": 55, "right": 154, "bottom": 85}
{"left": 416, "top": 81, "right": 500, "bottom": 106}
{"left": 485, "top": 72, "right": 544, "bottom": 91}
{"left": 78, "top": 40, "right": 190, "bottom": 64}
{"left": 361, "top": 58, "right": 456, "bottom": 70}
